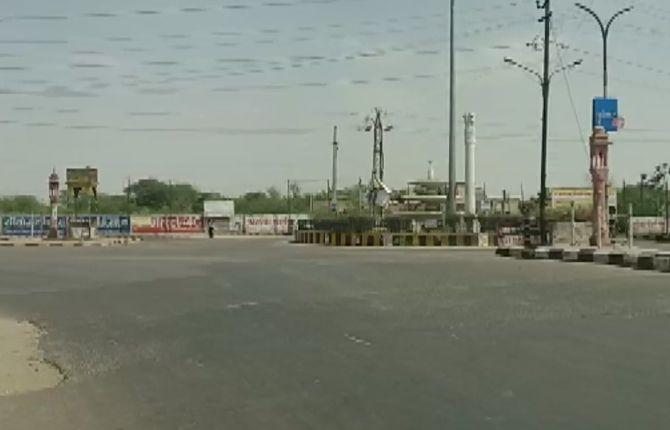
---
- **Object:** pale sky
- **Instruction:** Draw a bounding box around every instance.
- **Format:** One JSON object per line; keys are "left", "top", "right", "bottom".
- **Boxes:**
{"left": 1, "top": 0, "right": 668, "bottom": 198}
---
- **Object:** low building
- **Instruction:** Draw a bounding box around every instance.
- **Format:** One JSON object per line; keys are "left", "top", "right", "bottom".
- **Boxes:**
{"left": 204, "top": 200, "right": 235, "bottom": 232}
{"left": 480, "top": 195, "right": 522, "bottom": 215}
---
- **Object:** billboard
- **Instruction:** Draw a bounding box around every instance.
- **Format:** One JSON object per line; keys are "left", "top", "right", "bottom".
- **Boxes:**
{"left": 242, "top": 214, "right": 309, "bottom": 235}
{"left": 1, "top": 215, "right": 48, "bottom": 237}
{"left": 131, "top": 215, "right": 203, "bottom": 234}
{"left": 549, "top": 187, "right": 617, "bottom": 211}
{"left": 550, "top": 187, "right": 593, "bottom": 210}
{"left": 1, "top": 215, "right": 130, "bottom": 237}
{"left": 66, "top": 167, "right": 99, "bottom": 197}
{"left": 204, "top": 200, "right": 235, "bottom": 218}
{"left": 96, "top": 215, "right": 131, "bottom": 236}
{"left": 592, "top": 98, "right": 619, "bottom": 132}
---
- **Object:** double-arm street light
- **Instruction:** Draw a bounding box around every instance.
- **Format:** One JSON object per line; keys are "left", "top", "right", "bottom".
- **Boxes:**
{"left": 503, "top": 56, "right": 582, "bottom": 244}
{"left": 575, "top": 3, "right": 634, "bottom": 99}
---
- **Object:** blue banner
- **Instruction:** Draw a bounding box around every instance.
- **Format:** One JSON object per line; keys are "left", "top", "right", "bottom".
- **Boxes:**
{"left": 592, "top": 98, "right": 619, "bottom": 132}
{"left": 96, "top": 215, "right": 131, "bottom": 236}
{"left": 1, "top": 215, "right": 49, "bottom": 237}
{"left": 2, "top": 215, "right": 131, "bottom": 237}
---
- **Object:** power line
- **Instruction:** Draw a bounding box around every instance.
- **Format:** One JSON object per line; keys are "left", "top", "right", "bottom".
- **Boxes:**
{"left": 549, "top": 22, "right": 589, "bottom": 159}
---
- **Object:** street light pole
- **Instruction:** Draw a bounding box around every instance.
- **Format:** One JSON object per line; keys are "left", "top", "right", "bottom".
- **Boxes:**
{"left": 504, "top": 11, "right": 582, "bottom": 245}
{"left": 665, "top": 173, "right": 669, "bottom": 237}
{"left": 539, "top": 0, "right": 551, "bottom": 245}
{"left": 447, "top": 0, "right": 457, "bottom": 218}
{"left": 575, "top": 3, "right": 634, "bottom": 99}
{"left": 331, "top": 126, "right": 338, "bottom": 214}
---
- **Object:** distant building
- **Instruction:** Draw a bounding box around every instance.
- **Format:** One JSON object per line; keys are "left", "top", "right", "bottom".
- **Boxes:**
{"left": 480, "top": 195, "right": 522, "bottom": 215}
{"left": 204, "top": 200, "right": 235, "bottom": 232}
{"left": 386, "top": 180, "right": 486, "bottom": 231}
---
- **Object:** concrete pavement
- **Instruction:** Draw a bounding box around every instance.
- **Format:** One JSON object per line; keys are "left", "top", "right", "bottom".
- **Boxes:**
{"left": 1, "top": 238, "right": 670, "bottom": 429}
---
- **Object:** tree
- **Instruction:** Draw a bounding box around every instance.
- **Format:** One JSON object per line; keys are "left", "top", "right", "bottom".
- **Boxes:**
{"left": 289, "top": 183, "right": 301, "bottom": 198}
{"left": 126, "top": 179, "right": 200, "bottom": 213}
{"left": 0, "top": 196, "right": 47, "bottom": 214}
{"left": 266, "top": 187, "right": 281, "bottom": 200}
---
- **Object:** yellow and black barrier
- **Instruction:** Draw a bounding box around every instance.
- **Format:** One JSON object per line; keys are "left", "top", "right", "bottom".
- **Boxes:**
{"left": 295, "top": 231, "right": 488, "bottom": 248}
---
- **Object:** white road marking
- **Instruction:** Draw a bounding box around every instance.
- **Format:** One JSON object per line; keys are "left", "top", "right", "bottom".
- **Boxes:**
{"left": 344, "top": 333, "right": 372, "bottom": 347}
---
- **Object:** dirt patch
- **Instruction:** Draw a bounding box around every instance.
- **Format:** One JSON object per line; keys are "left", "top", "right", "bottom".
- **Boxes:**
{"left": 0, "top": 317, "right": 64, "bottom": 396}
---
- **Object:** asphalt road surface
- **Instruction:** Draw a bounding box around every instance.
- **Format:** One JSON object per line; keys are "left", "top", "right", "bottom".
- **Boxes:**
{"left": 1, "top": 238, "right": 670, "bottom": 429}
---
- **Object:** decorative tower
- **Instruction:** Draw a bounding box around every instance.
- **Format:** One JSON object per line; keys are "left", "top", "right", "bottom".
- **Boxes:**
{"left": 48, "top": 169, "right": 60, "bottom": 239}
{"left": 590, "top": 127, "right": 611, "bottom": 247}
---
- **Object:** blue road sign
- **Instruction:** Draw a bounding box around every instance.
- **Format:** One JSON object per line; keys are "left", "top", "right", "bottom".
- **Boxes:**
{"left": 592, "top": 98, "right": 619, "bottom": 132}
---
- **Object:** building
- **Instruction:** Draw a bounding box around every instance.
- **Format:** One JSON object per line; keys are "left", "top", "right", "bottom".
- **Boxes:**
{"left": 480, "top": 195, "right": 522, "bottom": 215}
{"left": 203, "top": 200, "right": 235, "bottom": 232}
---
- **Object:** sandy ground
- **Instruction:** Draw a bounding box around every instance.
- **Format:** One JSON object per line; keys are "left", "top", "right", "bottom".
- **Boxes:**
{"left": 0, "top": 318, "right": 63, "bottom": 396}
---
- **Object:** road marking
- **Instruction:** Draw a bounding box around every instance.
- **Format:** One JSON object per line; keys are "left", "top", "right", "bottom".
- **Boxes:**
{"left": 344, "top": 333, "right": 372, "bottom": 347}
{"left": 226, "top": 301, "right": 259, "bottom": 310}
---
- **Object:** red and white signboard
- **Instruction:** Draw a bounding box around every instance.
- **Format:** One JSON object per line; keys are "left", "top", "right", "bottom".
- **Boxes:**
{"left": 132, "top": 215, "right": 203, "bottom": 234}
{"left": 242, "top": 214, "right": 309, "bottom": 235}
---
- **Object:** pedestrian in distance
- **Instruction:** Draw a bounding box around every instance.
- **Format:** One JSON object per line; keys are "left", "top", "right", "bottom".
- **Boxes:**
{"left": 208, "top": 220, "right": 215, "bottom": 239}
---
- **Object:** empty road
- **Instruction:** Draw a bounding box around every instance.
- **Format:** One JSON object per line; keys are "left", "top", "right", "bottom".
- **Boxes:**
{"left": 1, "top": 238, "right": 670, "bottom": 429}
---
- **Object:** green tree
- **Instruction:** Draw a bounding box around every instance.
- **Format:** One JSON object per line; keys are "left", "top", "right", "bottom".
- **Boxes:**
{"left": 126, "top": 179, "right": 200, "bottom": 213}
{"left": 0, "top": 196, "right": 48, "bottom": 214}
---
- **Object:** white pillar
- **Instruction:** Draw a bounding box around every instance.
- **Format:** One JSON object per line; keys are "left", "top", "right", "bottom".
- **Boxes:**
{"left": 464, "top": 113, "right": 476, "bottom": 215}
{"left": 331, "top": 126, "right": 338, "bottom": 212}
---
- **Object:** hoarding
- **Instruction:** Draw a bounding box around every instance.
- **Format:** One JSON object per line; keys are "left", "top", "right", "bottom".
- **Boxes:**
{"left": 1, "top": 215, "right": 48, "bottom": 237}
{"left": 550, "top": 187, "right": 593, "bottom": 210}
{"left": 131, "top": 215, "right": 203, "bottom": 234}
{"left": 204, "top": 200, "right": 235, "bottom": 218}
{"left": 549, "top": 187, "right": 617, "bottom": 211}
{"left": 242, "top": 214, "right": 309, "bottom": 235}
{"left": 1, "top": 215, "right": 130, "bottom": 237}
{"left": 592, "top": 98, "right": 619, "bottom": 132}
{"left": 96, "top": 215, "right": 131, "bottom": 236}
{"left": 66, "top": 167, "right": 99, "bottom": 197}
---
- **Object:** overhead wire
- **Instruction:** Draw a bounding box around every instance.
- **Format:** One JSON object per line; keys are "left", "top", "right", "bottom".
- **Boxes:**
{"left": 550, "top": 2, "right": 594, "bottom": 159}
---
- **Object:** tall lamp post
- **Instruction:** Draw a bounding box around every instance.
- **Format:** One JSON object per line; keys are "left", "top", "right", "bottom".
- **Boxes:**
{"left": 504, "top": 56, "right": 582, "bottom": 244}
{"left": 447, "top": 0, "right": 457, "bottom": 217}
{"left": 575, "top": 3, "right": 633, "bottom": 99}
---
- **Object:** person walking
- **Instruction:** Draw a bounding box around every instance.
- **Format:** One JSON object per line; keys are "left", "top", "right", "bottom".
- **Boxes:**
{"left": 207, "top": 219, "right": 215, "bottom": 239}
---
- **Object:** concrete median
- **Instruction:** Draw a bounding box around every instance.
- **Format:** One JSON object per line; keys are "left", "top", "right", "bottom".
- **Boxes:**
{"left": 655, "top": 252, "right": 670, "bottom": 272}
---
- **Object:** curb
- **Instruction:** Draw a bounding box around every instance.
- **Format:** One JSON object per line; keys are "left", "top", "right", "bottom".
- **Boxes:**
{"left": 0, "top": 239, "right": 141, "bottom": 248}
{"left": 496, "top": 246, "right": 669, "bottom": 275}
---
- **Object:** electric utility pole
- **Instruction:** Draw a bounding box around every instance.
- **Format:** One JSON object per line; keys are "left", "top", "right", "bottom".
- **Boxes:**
{"left": 539, "top": 0, "right": 551, "bottom": 246}
{"left": 504, "top": 0, "right": 582, "bottom": 245}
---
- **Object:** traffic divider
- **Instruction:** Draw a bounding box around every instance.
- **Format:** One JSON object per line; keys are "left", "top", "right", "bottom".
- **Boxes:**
{"left": 295, "top": 231, "right": 489, "bottom": 248}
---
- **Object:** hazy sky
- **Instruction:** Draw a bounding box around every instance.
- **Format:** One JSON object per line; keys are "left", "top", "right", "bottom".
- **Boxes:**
{"left": 1, "top": 0, "right": 669, "bottom": 198}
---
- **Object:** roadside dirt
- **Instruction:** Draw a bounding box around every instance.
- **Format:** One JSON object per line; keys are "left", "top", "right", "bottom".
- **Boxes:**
{"left": 0, "top": 317, "right": 64, "bottom": 396}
